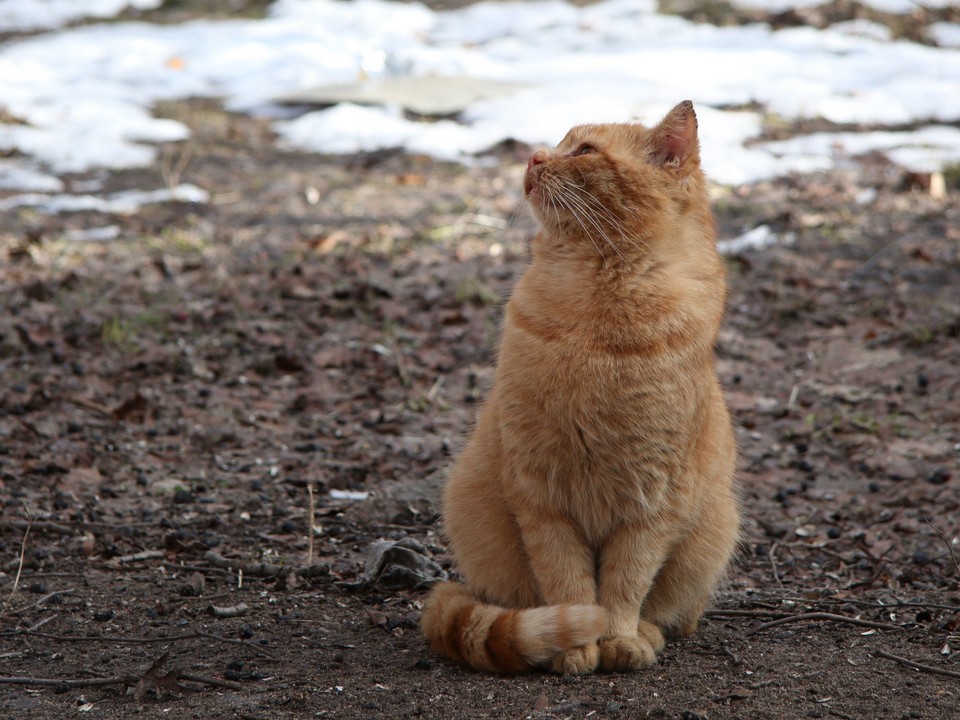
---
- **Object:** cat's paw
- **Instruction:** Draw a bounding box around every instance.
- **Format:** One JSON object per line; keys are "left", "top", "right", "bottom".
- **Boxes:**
{"left": 638, "top": 619, "right": 666, "bottom": 652}
{"left": 598, "top": 635, "right": 658, "bottom": 671}
{"left": 550, "top": 643, "right": 600, "bottom": 675}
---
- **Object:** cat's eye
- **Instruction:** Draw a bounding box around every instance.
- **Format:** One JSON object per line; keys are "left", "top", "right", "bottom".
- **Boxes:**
{"left": 572, "top": 143, "right": 597, "bottom": 157}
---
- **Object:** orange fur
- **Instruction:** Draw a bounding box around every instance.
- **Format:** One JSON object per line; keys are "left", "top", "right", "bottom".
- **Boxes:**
{"left": 420, "top": 101, "right": 740, "bottom": 674}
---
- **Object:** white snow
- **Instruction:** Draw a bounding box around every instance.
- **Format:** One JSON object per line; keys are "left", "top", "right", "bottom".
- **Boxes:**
{"left": 0, "top": 0, "right": 958, "bottom": 214}
{"left": 0, "top": 183, "right": 209, "bottom": 214}
{"left": 718, "top": 225, "right": 777, "bottom": 255}
{"left": 329, "top": 489, "right": 370, "bottom": 501}
{"left": 930, "top": 22, "right": 960, "bottom": 49}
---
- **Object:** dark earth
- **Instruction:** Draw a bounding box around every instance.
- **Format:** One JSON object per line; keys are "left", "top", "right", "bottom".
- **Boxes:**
{"left": 2, "top": 1, "right": 959, "bottom": 718}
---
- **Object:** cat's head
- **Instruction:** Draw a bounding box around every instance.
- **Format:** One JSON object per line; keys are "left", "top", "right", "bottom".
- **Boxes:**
{"left": 523, "top": 101, "right": 709, "bottom": 262}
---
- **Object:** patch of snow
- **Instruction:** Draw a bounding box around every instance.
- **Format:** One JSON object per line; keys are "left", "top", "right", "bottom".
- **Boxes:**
{"left": 0, "top": 183, "right": 209, "bottom": 214}
{"left": 0, "top": 0, "right": 958, "bottom": 194}
{"left": 329, "top": 489, "right": 370, "bottom": 501}
{"left": 718, "top": 225, "right": 791, "bottom": 255}
{"left": 929, "top": 22, "right": 960, "bottom": 49}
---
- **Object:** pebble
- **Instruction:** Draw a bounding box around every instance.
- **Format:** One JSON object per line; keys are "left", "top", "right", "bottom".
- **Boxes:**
{"left": 927, "top": 467, "right": 951, "bottom": 485}
{"left": 173, "top": 488, "right": 196, "bottom": 504}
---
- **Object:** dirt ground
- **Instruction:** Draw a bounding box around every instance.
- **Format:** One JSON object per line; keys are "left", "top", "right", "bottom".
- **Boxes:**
{"left": 2, "top": 3, "right": 960, "bottom": 719}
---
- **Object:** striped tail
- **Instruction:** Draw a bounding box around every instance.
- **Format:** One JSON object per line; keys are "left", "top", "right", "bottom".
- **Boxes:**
{"left": 421, "top": 582, "right": 608, "bottom": 672}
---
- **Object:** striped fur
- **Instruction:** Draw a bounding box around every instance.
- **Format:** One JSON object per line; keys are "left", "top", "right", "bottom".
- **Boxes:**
{"left": 421, "top": 582, "right": 607, "bottom": 672}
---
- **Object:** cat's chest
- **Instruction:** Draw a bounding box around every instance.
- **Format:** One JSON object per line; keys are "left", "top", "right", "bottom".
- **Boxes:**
{"left": 496, "top": 328, "right": 698, "bottom": 520}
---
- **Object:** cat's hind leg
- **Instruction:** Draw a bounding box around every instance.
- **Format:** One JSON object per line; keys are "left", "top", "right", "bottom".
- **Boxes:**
{"left": 640, "top": 490, "right": 739, "bottom": 638}
{"left": 444, "top": 482, "right": 541, "bottom": 608}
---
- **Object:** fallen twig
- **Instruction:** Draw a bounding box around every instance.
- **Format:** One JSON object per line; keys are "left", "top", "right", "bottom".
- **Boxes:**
{"left": 750, "top": 612, "right": 904, "bottom": 636}
{"left": 110, "top": 550, "right": 165, "bottom": 565}
{"left": 0, "top": 668, "right": 243, "bottom": 693}
{"left": 777, "top": 596, "right": 960, "bottom": 613}
{"left": 176, "top": 671, "right": 244, "bottom": 691}
{"left": 706, "top": 608, "right": 789, "bottom": 619}
{"left": 204, "top": 551, "right": 329, "bottom": 580}
{"left": 1, "top": 628, "right": 197, "bottom": 644}
{"left": 66, "top": 395, "right": 115, "bottom": 418}
{"left": 1, "top": 627, "right": 274, "bottom": 658}
{"left": 205, "top": 551, "right": 283, "bottom": 578}
{"left": 0, "top": 674, "right": 136, "bottom": 689}
{"left": 27, "top": 614, "right": 57, "bottom": 631}
{"left": 161, "top": 561, "right": 233, "bottom": 576}
{"left": 874, "top": 649, "right": 960, "bottom": 680}
{"left": 1, "top": 519, "right": 72, "bottom": 536}
{"left": 9, "top": 588, "right": 76, "bottom": 615}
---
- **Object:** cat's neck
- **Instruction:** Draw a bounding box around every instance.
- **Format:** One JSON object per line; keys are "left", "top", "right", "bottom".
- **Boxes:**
{"left": 513, "top": 223, "right": 725, "bottom": 354}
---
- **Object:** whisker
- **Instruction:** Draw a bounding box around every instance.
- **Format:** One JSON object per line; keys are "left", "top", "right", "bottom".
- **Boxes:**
{"left": 557, "top": 179, "right": 628, "bottom": 236}
{"left": 554, "top": 184, "right": 627, "bottom": 261}
{"left": 558, "top": 180, "right": 650, "bottom": 256}
{"left": 552, "top": 188, "right": 621, "bottom": 261}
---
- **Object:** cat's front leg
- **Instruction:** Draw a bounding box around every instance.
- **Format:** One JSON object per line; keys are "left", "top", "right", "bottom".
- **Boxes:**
{"left": 515, "top": 511, "right": 601, "bottom": 675}
{"left": 597, "top": 523, "right": 667, "bottom": 671}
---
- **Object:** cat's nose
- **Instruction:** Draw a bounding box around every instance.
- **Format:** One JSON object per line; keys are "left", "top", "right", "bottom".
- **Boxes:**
{"left": 527, "top": 151, "right": 547, "bottom": 170}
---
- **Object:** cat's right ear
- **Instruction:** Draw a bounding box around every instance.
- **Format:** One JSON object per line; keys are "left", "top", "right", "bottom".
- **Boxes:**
{"left": 650, "top": 100, "right": 699, "bottom": 169}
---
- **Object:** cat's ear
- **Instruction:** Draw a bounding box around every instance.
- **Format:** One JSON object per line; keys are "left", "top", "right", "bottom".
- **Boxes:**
{"left": 650, "top": 100, "right": 699, "bottom": 169}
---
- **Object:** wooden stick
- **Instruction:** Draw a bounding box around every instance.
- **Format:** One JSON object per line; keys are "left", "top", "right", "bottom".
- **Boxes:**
{"left": 0, "top": 671, "right": 243, "bottom": 691}
{"left": 9, "top": 588, "right": 75, "bottom": 615}
{"left": 750, "top": 612, "right": 903, "bottom": 635}
{"left": 1, "top": 519, "right": 71, "bottom": 536}
{"left": 705, "top": 608, "right": 789, "bottom": 619}
{"left": 0, "top": 674, "right": 135, "bottom": 688}
{"left": 1, "top": 627, "right": 274, "bottom": 658}
{"left": 874, "top": 649, "right": 960, "bottom": 680}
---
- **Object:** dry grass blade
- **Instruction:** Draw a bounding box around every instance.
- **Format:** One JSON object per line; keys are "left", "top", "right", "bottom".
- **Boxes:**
{"left": 0, "top": 519, "right": 31, "bottom": 620}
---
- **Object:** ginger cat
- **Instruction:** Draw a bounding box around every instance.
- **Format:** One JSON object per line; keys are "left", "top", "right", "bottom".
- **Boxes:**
{"left": 420, "top": 101, "right": 739, "bottom": 674}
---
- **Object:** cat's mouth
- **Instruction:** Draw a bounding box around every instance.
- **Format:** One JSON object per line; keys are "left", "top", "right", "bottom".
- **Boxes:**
{"left": 524, "top": 173, "right": 537, "bottom": 198}
{"left": 524, "top": 151, "right": 547, "bottom": 200}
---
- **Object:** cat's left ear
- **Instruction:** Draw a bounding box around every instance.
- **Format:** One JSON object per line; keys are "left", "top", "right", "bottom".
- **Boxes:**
{"left": 651, "top": 100, "right": 699, "bottom": 169}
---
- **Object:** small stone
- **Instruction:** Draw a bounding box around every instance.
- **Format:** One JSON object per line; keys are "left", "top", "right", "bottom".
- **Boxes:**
{"left": 173, "top": 488, "right": 195, "bottom": 504}
{"left": 177, "top": 572, "right": 206, "bottom": 597}
{"left": 928, "top": 468, "right": 951, "bottom": 485}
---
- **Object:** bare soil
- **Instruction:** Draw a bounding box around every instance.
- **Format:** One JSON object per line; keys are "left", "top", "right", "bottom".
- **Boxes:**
{"left": 2, "top": 5, "right": 960, "bottom": 718}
